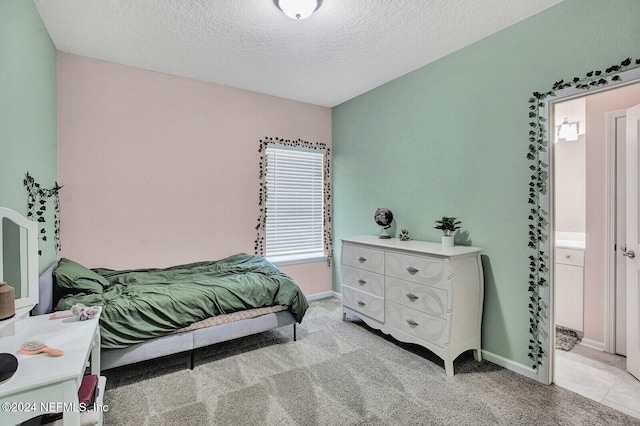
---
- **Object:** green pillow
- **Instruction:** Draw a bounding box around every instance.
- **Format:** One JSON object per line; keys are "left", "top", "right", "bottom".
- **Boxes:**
{"left": 53, "top": 258, "right": 108, "bottom": 295}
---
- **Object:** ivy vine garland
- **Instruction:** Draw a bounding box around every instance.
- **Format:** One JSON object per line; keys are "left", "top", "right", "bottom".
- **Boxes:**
{"left": 255, "top": 136, "right": 333, "bottom": 265}
{"left": 527, "top": 57, "right": 640, "bottom": 370}
{"left": 23, "top": 172, "right": 62, "bottom": 255}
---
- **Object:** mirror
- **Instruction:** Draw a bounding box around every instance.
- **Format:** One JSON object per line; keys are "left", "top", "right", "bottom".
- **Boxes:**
{"left": 0, "top": 208, "right": 39, "bottom": 310}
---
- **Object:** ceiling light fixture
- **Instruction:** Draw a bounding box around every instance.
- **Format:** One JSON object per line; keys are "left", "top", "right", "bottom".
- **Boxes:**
{"left": 273, "top": 0, "right": 323, "bottom": 20}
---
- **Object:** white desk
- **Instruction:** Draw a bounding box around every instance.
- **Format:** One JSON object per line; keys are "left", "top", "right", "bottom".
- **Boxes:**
{"left": 0, "top": 313, "right": 101, "bottom": 426}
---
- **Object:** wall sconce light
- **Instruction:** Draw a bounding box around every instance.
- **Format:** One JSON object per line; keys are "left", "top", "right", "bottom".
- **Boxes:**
{"left": 273, "top": 0, "right": 323, "bottom": 20}
{"left": 556, "top": 117, "right": 579, "bottom": 142}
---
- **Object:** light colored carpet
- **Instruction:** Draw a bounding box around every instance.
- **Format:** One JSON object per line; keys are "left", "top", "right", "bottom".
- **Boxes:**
{"left": 102, "top": 298, "right": 640, "bottom": 425}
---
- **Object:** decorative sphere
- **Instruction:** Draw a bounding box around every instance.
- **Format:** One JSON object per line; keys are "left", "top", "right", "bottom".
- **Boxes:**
{"left": 374, "top": 208, "right": 393, "bottom": 229}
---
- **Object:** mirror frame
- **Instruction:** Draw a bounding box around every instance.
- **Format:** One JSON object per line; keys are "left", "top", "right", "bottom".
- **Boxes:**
{"left": 0, "top": 207, "right": 39, "bottom": 310}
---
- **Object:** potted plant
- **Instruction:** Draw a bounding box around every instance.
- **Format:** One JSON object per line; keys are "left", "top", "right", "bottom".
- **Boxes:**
{"left": 434, "top": 216, "right": 461, "bottom": 248}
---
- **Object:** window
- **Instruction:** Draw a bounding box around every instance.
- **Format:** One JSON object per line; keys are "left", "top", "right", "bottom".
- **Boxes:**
{"left": 265, "top": 144, "right": 325, "bottom": 264}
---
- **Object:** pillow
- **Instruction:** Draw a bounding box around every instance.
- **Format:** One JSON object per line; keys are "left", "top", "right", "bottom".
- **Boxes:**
{"left": 53, "top": 258, "right": 108, "bottom": 295}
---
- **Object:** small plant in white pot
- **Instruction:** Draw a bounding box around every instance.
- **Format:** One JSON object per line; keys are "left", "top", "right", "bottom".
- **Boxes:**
{"left": 434, "top": 216, "right": 461, "bottom": 248}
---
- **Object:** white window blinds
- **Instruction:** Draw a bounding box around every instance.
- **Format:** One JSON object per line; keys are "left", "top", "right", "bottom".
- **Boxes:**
{"left": 265, "top": 144, "right": 325, "bottom": 261}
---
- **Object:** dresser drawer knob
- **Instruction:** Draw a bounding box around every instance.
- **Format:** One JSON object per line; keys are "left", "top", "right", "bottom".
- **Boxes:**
{"left": 565, "top": 255, "right": 571, "bottom": 259}
{"left": 406, "top": 319, "right": 419, "bottom": 326}
{"left": 406, "top": 293, "right": 419, "bottom": 301}
{"left": 357, "top": 279, "right": 367, "bottom": 285}
{"left": 357, "top": 300, "right": 366, "bottom": 307}
{"left": 357, "top": 256, "right": 367, "bottom": 263}
{"left": 406, "top": 266, "right": 419, "bottom": 274}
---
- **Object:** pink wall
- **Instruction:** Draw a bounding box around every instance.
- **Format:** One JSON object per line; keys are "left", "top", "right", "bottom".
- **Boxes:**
{"left": 57, "top": 52, "right": 332, "bottom": 296}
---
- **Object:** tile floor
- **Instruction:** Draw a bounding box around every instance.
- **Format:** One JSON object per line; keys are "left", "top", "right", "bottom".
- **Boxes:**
{"left": 555, "top": 343, "right": 640, "bottom": 419}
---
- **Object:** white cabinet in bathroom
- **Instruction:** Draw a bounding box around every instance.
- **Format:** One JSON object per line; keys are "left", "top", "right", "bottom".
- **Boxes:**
{"left": 555, "top": 247, "right": 584, "bottom": 332}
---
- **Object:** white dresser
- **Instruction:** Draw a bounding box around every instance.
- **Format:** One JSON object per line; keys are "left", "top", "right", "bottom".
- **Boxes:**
{"left": 341, "top": 236, "right": 484, "bottom": 376}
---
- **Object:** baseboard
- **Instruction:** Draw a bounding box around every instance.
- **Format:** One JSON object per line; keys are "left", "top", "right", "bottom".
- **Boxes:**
{"left": 306, "top": 291, "right": 341, "bottom": 301}
{"left": 481, "top": 349, "right": 540, "bottom": 382}
{"left": 580, "top": 338, "right": 605, "bottom": 352}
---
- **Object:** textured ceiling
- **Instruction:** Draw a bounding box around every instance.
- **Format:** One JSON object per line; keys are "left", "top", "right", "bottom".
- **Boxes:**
{"left": 34, "top": 0, "right": 563, "bottom": 107}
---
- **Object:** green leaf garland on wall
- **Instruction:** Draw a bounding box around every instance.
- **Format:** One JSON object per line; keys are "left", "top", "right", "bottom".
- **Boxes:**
{"left": 527, "top": 57, "right": 640, "bottom": 370}
{"left": 255, "top": 137, "right": 332, "bottom": 265}
{"left": 23, "top": 172, "right": 62, "bottom": 255}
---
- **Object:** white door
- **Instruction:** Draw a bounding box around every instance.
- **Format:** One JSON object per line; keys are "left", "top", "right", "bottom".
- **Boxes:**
{"left": 626, "top": 102, "right": 640, "bottom": 380}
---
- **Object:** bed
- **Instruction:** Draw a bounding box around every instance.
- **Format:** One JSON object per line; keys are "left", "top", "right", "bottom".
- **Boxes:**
{"left": 37, "top": 255, "right": 308, "bottom": 370}
{"left": 2, "top": 206, "right": 308, "bottom": 371}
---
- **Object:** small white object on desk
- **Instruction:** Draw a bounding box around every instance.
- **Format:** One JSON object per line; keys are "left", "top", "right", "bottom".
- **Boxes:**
{"left": 50, "top": 304, "right": 100, "bottom": 321}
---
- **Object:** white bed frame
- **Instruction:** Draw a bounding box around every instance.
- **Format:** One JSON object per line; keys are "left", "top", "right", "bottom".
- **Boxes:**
{"left": 0, "top": 207, "right": 298, "bottom": 372}
{"left": 100, "top": 310, "right": 296, "bottom": 370}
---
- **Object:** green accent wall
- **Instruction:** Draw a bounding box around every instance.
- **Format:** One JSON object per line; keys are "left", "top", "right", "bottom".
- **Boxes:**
{"left": 332, "top": 0, "right": 640, "bottom": 367}
{"left": 0, "top": 0, "right": 57, "bottom": 272}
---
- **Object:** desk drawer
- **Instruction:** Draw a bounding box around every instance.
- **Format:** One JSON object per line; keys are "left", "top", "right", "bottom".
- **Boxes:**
{"left": 341, "top": 265, "right": 384, "bottom": 298}
{"left": 342, "top": 286, "right": 384, "bottom": 322}
{"left": 385, "top": 301, "right": 449, "bottom": 347}
{"left": 341, "top": 243, "right": 384, "bottom": 274}
{"left": 385, "top": 277, "right": 449, "bottom": 318}
{"left": 385, "top": 251, "right": 448, "bottom": 288}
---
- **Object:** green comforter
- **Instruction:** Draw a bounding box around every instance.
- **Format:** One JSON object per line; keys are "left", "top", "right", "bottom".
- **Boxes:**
{"left": 53, "top": 254, "right": 309, "bottom": 349}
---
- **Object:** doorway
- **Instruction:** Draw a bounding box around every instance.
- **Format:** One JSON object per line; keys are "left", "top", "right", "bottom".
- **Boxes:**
{"left": 551, "top": 82, "right": 640, "bottom": 417}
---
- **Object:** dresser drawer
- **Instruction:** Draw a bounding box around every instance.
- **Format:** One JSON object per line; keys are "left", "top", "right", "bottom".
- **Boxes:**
{"left": 385, "top": 277, "right": 449, "bottom": 318}
{"left": 342, "top": 286, "right": 384, "bottom": 322}
{"left": 385, "top": 301, "right": 449, "bottom": 347}
{"left": 342, "top": 243, "right": 385, "bottom": 274}
{"left": 555, "top": 248, "right": 584, "bottom": 267}
{"left": 385, "top": 251, "right": 448, "bottom": 289}
{"left": 341, "top": 265, "right": 385, "bottom": 298}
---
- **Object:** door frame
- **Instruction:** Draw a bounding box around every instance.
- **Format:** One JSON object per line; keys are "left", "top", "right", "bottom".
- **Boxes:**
{"left": 606, "top": 109, "right": 627, "bottom": 355}
{"left": 540, "top": 67, "right": 640, "bottom": 386}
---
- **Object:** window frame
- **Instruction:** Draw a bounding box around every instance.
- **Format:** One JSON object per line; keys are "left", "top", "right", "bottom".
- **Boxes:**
{"left": 255, "top": 137, "right": 332, "bottom": 267}
{"left": 263, "top": 143, "right": 327, "bottom": 266}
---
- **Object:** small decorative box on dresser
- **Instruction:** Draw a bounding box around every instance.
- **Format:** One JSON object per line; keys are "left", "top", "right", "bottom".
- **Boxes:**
{"left": 341, "top": 235, "right": 484, "bottom": 376}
